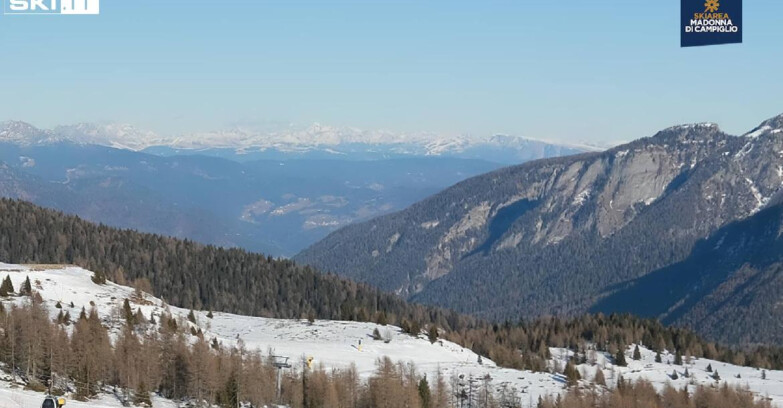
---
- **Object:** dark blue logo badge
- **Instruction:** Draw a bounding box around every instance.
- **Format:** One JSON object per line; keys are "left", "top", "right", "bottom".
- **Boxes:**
{"left": 681, "top": 0, "right": 742, "bottom": 47}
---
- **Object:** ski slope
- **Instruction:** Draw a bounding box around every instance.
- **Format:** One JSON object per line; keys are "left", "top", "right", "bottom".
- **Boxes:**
{"left": 0, "top": 263, "right": 781, "bottom": 407}
{"left": 0, "top": 382, "right": 176, "bottom": 408}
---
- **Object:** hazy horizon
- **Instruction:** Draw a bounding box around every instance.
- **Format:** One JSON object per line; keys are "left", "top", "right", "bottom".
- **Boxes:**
{"left": 1, "top": 1, "right": 781, "bottom": 144}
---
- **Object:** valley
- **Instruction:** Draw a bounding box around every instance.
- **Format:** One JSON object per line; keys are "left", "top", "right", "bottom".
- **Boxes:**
{"left": 0, "top": 121, "right": 587, "bottom": 256}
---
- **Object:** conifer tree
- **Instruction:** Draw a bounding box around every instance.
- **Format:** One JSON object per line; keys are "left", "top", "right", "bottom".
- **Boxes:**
{"left": 72, "top": 308, "right": 111, "bottom": 397}
{"left": 134, "top": 381, "right": 152, "bottom": 407}
{"left": 674, "top": 349, "right": 683, "bottom": 365}
{"left": 564, "top": 361, "right": 581, "bottom": 386}
{"left": 428, "top": 325, "right": 439, "bottom": 344}
{"left": 706, "top": 363, "right": 713, "bottom": 372}
{"left": 0, "top": 275, "right": 14, "bottom": 296}
{"left": 376, "top": 311, "right": 388, "bottom": 326}
{"left": 123, "top": 299, "right": 134, "bottom": 326}
{"left": 655, "top": 351, "right": 662, "bottom": 363}
{"left": 615, "top": 348, "right": 627, "bottom": 367}
{"left": 594, "top": 367, "right": 606, "bottom": 386}
{"left": 633, "top": 345, "right": 641, "bottom": 360}
{"left": 91, "top": 270, "right": 106, "bottom": 285}
{"left": 617, "top": 375, "right": 627, "bottom": 392}
{"left": 19, "top": 276, "right": 32, "bottom": 296}
{"left": 134, "top": 308, "right": 146, "bottom": 325}
{"left": 418, "top": 377, "right": 432, "bottom": 408}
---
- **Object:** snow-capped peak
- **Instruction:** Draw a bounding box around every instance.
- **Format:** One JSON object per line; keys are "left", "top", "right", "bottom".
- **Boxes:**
{"left": 0, "top": 120, "right": 58, "bottom": 145}
{"left": 0, "top": 120, "right": 595, "bottom": 161}
{"left": 53, "top": 123, "right": 166, "bottom": 150}
{"left": 745, "top": 114, "right": 783, "bottom": 138}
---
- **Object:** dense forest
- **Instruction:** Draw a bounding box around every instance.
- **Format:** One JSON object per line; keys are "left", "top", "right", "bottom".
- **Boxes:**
{"left": 0, "top": 198, "right": 474, "bottom": 332}
{"left": 2, "top": 198, "right": 783, "bottom": 374}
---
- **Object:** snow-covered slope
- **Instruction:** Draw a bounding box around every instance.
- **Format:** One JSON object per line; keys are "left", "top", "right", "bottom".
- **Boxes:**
{"left": 0, "top": 263, "right": 781, "bottom": 407}
{"left": 0, "top": 382, "right": 176, "bottom": 408}
{"left": 592, "top": 346, "right": 783, "bottom": 406}
{"left": 0, "top": 263, "right": 568, "bottom": 404}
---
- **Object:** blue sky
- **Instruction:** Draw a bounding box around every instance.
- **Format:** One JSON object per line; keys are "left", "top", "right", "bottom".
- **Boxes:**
{"left": 0, "top": 0, "right": 781, "bottom": 143}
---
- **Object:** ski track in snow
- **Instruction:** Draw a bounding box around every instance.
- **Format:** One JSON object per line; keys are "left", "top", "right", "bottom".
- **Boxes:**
{"left": 0, "top": 263, "right": 781, "bottom": 407}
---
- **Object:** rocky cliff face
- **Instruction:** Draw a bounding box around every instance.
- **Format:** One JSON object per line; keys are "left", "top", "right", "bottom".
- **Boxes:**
{"left": 296, "top": 114, "right": 783, "bottom": 342}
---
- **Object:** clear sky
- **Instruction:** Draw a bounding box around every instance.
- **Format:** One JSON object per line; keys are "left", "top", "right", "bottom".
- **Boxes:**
{"left": 0, "top": 0, "right": 781, "bottom": 144}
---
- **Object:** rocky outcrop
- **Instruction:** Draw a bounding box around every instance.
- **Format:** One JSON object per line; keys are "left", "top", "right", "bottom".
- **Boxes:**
{"left": 296, "top": 114, "right": 783, "bottom": 337}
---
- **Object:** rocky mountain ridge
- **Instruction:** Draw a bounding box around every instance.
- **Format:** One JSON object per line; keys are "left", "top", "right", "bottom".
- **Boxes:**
{"left": 295, "top": 113, "right": 783, "bottom": 344}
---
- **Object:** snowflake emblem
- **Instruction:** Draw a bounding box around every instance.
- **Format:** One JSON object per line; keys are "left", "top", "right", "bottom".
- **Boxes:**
{"left": 704, "top": 0, "right": 720, "bottom": 12}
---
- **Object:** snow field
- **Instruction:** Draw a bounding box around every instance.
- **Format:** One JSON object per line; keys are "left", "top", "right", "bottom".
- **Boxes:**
{"left": 0, "top": 263, "right": 780, "bottom": 407}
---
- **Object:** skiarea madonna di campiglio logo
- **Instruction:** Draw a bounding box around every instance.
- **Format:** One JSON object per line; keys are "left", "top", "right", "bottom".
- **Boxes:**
{"left": 681, "top": 0, "right": 742, "bottom": 47}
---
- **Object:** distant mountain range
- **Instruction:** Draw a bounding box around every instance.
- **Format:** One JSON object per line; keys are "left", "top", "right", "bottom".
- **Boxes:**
{"left": 0, "top": 120, "right": 590, "bottom": 256}
{"left": 1, "top": 120, "right": 596, "bottom": 164}
{"left": 295, "top": 113, "right": 783, "bottom": 345}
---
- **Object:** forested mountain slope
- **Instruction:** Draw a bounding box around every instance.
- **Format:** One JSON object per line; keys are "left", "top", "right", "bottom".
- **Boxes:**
{"left": 593, "top": 200, "right": 783, "bottom": 345}
{"left": 296, "top": 114, "right": 783, "bottom": 344}
{"left": 0, "top": 198, "right": 468, "bottom": 330}
{"left": 7, "top": 197, "right": 783, "bottom": 370}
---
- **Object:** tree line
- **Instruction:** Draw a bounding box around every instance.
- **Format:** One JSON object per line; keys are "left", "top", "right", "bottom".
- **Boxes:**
{"left": 443, "top": 314, "right": 783, "bottom": 372}
{"left": 0, "top": 198, "right": 479, "bottom": 332}
{"left": 0, "top": 295, "right": 772, "bottom": 408}
{"left": 536, "top": 380, "right": 772, "bottom": 408}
